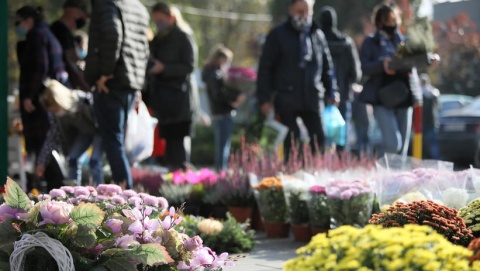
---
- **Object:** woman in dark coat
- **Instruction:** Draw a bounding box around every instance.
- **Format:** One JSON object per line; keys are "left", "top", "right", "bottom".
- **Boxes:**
{"left": 15, "top": 6, "right": 69, "bottom": 187}
{"left": 359, "top": 2, "right": 421, "bottom": 157}
{"left": 148, "top": 3, "right": 197, "bottom": 170}
{"left": 202, "top": 45, "right": 244, "bottom": 171}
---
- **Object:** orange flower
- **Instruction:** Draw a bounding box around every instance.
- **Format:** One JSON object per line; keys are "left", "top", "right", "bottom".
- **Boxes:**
{"left": 254, "top": 177, "right": 283, "bottom": 191}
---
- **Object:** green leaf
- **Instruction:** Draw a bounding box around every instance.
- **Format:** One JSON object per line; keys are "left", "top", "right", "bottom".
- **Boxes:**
{"left": 71, "top": 203, "right": 105, "bottom": 226}
{"left": 136, "top": 243, "right": 174, "bottom": 266}
{"left": 0, "top": 222, "right": 19, "bottom": 254}
{"left": 96, "top": 257, "right": 136, "bottom": 271}
{"left": 25, "top": 201, "right": 44, "bottom": 224}
{"left": 3, "top": 177, "right": 31, "bottom": 210}
{"left": 71, "top": 224, "right": 97, "bottom": 249}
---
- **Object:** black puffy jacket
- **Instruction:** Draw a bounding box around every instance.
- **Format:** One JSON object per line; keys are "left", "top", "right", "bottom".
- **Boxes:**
{"left": 85, "top": 0, "right": 150, "bottom": 91}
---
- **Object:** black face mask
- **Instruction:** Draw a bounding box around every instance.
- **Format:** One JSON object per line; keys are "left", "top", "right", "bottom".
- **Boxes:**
{"left": 75, "top": 18, "right": 86, "bottom": 29}
{"left": 382, "top": 24, "right": 397, "bottom": 35}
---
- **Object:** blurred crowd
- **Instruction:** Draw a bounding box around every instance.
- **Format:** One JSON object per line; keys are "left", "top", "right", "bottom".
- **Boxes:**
{"left": 12, "top": 0, "right": 439, "bottom": 190}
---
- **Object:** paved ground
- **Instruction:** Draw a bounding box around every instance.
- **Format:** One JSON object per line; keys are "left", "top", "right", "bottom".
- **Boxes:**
{"left": 229, "top": 233, "right": 307, "bottom": 271}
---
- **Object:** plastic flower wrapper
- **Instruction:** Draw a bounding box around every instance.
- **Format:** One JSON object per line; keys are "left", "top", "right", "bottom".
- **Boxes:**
{"left": 326, "top": 180, "right": 373, "bottom": 228}
{"left": 281, "top": 174, "right": 312, "bottom": 225}
{"left": 307, "top": 185, "right": 330, "bottom": 230}
{"left": 284, "top": 225, "right": 480, "bottom": 271}
{"left": 252, "top": 177, "right": 288, "bottom": 223}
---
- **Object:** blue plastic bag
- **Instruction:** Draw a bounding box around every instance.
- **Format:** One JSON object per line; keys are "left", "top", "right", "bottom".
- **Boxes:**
{"left": 322, "top": 105, "right": 346, "bottom": 147}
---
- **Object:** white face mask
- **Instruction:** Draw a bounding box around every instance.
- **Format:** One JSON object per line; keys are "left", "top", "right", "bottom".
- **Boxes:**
{"left": 291, "top": 15, "right": 312, "bottom": 31}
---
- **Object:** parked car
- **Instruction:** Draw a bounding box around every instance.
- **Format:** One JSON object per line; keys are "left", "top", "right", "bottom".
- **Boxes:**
{"left": 438, "top": 96, "right": 480, "bottom": 166}
{"left": 438, "top": 94, "right": 474, "bottom": 116}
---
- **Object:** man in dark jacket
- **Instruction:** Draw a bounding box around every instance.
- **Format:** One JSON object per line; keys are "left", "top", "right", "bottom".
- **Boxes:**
{"left": 85, "top": 0, "right": 150, "bottom": 189}
{"left": 257, "top": 0, "right": 334, "bottom": 159}
{"left": 319, "top": 6, "right": 362, "bottom": 150}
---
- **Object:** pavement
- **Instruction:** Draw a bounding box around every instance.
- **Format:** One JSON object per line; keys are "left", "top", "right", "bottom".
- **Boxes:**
{"left": 229, "top": 233, "right": 307, "bottom": 271}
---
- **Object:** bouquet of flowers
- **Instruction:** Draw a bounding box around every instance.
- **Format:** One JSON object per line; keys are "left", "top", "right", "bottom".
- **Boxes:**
{"left": 284, "top": 224, "right": 480, "bottom": 271}
{"left": 252, "top": 177, "right": 288, "bottom": 223}
{"left": 371, "top": 200, "right": 474, "bottom": 247}
{"left": 282, "top": 176, "right": 310, "bottom": 225}
{"left": 306, "top": 185, "right": 330, "bottom": 231}
{"left": 326, "top": 180, "right": 373, "bottom": 228}
{"left": 224, "top": 67, "right": 257, "bottom": 95}
{"left": 0, "top": 178, "right": 233, "bottom": 271}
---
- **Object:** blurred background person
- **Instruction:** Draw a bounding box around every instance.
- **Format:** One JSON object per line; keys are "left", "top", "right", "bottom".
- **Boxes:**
{"left": 50, "top": 0, "right": 90, "bottom": 92}
{"left": 202, "top": 44, "right": 245, "bottom": 171}
{"left": 256, "top": 0, "right": 334, "bottom": 161}
{"left": 37, "top": 79, "right": 103, "bottom": 186}
{"left": 318, "top": 6, "right": 362, "bottom": 151}
{"left": 148, "top": 3, "right": 198, "bottom": 171}
{"left": 420, "top": 73, "right": 440, "bottom": 159}
{"left": 15, "top": 5, "right": 69, "bottom": 189}
{"left": 85, "top": 0, "right": 150, "bottom": 189}
{"left": 359, "top": 2, "right": 420, "bottom": 157}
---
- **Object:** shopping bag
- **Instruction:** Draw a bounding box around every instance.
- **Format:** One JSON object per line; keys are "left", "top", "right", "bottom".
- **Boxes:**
{"left": 125, "top": 101, "right": 158, "bottom": 164}
{"left": 322, "top": 105, "right": 346, "bottom": 147}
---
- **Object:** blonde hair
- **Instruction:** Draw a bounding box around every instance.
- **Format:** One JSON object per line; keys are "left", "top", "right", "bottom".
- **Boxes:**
{"left": 204, "top": 44, "right": 233, "bottom": 68}
{"left": 40, "top": 79, "right": 77, "bottom": 112}
{"left": 152, "top": 3, "right": 193, "bottom": 35}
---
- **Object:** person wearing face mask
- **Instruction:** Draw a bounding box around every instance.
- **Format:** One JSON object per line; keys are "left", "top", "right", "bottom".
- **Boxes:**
{"left": 202, "top": 45, "right": 246, "bottom": 171}
{"left": 318, "top": 6, "right": 362, "bottom": 151}
{"left": 50, "top": 0, "right": 90, "bottom": 92}
{"left": 15, "top": 5, "right": 69, "bottom": 190}
{"left": 257, "top": 0, "right": 334, "bottom": 161}
{"left": 147, "top": 3, "right": 199, "bottom": 171}
{"left": 359, "top": 2, "right": 421, "bottom": 157}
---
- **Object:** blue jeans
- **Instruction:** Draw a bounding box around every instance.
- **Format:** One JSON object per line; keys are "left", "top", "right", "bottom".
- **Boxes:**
{"left": 213, "top": 114, "right": 233, "bottom": 171}
{"left": 373, "top": 106, "right": 412, "bottom": 157}
{"left": 423, "top": 127, "right": 440, "bottom": 159}
{"left": 68, "top": 134, "right": 103, "bottom": 185}
{"left": 94, "top": 86, "right": 135, "bottom": 189}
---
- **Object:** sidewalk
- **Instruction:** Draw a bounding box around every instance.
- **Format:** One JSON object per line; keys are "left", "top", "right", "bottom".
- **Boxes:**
{"left": 229, "top": 233, "right": 306, "bottom": 271}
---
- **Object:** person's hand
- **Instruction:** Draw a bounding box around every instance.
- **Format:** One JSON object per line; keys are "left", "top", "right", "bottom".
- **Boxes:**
{"left": 35, "top": 165, "right": 45, "bottom": 178}
{"left": 96, "top": 75, "right": 113, "bottom": 94}
{"left": 326, "top": 97, "right": 340, "bottom": 107}
{"left": 199, "top": 113, "right": 211, "bottom": 127}
{"left": 23, "top": 98, "right": 36, "bottom": 113}
{"left": 232, "top": 94, "right": 247, "bottom": 108}
{"left": 149, "top": 59, "right": 165, "bottom": 74}
{"left": 383, "top": 58, "right": 396, "bottom": 75}
{"left": 261, "top": 102, "right": 273, "bottom": 115}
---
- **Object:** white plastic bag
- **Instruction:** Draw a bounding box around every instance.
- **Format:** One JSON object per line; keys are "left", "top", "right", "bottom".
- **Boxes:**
{"left": 125, "top": 101, "right": 158, "bottom": 164}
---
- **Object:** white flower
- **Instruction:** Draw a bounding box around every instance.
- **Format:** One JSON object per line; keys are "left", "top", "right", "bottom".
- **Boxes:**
{"left": 442, "top": 188, "right": 469, "bottom": 210}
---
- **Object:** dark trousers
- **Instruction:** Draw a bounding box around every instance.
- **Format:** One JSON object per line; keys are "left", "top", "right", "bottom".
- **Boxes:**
{"left": 94, "top": 86, "right": 135, "bottom": 189}
{"left": 164, "top": 137, "right": 186, "bottom": 171}
{"left": 278, "top": 110, "right": 325, "bottom": 161}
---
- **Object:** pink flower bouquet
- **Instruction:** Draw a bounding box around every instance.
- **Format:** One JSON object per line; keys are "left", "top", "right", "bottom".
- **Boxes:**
{"left": 224, "top": 66, "right": 257, "bottom": 94}
{"left": 326, "top": 180, "right": 373, "bottom": 228}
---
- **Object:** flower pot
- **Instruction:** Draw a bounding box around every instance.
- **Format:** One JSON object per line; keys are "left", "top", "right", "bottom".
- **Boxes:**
{"left": 291, "top": 224, "right": 312, "bottom": 242}
{"left": 252, "top": 205, "right": 264, "bottom": 231}
{"left": 264, "top": 222, "right": 290, "bottom": 238}
{"left": 311, "top": 226, "right": 329, "bottom": 236}
{"left": 228, "top": 207, "right": 252, "bottom": 223}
